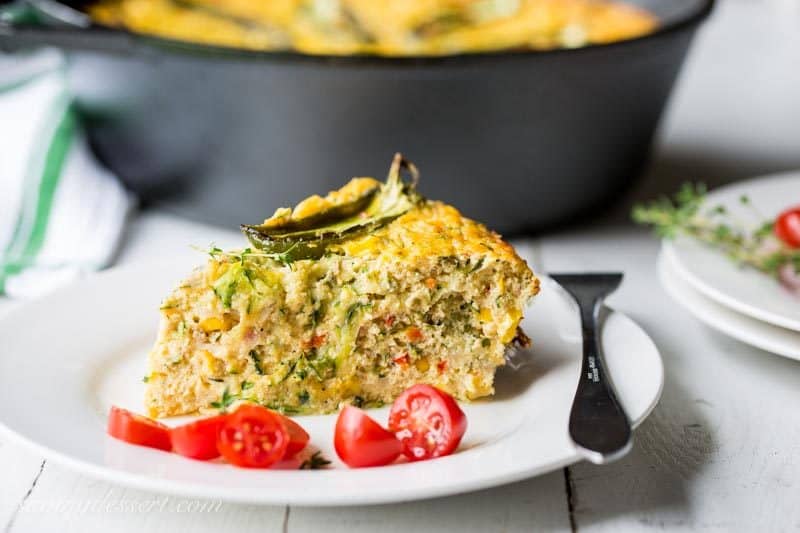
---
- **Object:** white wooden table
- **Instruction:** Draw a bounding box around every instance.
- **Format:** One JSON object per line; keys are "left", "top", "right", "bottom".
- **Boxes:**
{"left": 2, "top": 1, "right": 800, "bottom": 531}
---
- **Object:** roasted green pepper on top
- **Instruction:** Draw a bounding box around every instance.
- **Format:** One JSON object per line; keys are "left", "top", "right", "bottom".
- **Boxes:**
{"left": 241, "top": 153, "right": 421, "bottom": 260}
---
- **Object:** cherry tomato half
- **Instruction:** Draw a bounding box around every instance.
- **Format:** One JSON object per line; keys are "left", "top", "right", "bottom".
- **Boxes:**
{"left": 388, "top": 384, "right": 467, "bottom": 461}
{"left": 334, "top": 406, "right": 402, "bottom": 468}
{"left": 217, "top": 405, "right": 289, "bottom": 468}
{"left": 275, "top": 413, "right": 310, "bottom": 457}
{"left": 171, "top": 414, "right": 229, "bottom": 460}
{"left": 775, "top": 206, "right": 800, "bottom": 248}
{"left": 107, "top": 406, "right": 172, "bottom": 451}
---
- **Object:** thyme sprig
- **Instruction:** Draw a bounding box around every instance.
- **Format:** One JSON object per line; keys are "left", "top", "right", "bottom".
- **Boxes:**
{"left": 299, "top": 451, "right": 332, "bottom": 470}
{"left": 209, "top": 382, "right": 259, "bottom": 413}
{"left": 633, "top": 183, "right": 800, "bottom": 277}
{"left": 194, "top": 243, "right": 299, "bottom": 269}
{"left": 209, "top": 387, "right": 238, "bottom": 413}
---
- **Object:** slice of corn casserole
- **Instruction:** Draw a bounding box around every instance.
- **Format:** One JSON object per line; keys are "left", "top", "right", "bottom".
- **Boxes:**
{"left": 145, "top": 155, "right": 539, "bottom": 417}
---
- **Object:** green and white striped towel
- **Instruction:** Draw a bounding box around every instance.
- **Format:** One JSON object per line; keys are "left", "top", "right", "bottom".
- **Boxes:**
{"left": 0, "top": 49, "right": 135, "bottom": 298}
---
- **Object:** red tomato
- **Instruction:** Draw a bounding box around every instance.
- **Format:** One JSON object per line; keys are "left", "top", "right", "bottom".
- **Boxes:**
{"left": 170, "top": 415, "right": 229, "bottom": 460}
{"left": 334, "top": 406, "right": 402, "bottom": 468}
{"left": 388, "top": 384, "right": 467, "bottom": 461}
{"left": 405, "top": 326, "right": 424, "bottom": 343}
{"left": 275, "top": 413, "right": 310, "bottom": 457}
{"left": 107, "top": 406, "right": 172, "bottom": 451}
{"left": 393, "top": 353, "right": 410, "bottom": 367}
{"left": 217, "top": 405, "right": 289, "bottom": 468}
{"left": 775, "top": 206, "right": 800, "bottom": 248}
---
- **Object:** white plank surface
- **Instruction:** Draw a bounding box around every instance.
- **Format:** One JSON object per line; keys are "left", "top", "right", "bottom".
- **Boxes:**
{"left": 0, "top": 445, "right": 44, "bottom": 530}
{"left": 5, "top": 461, "right": 287, "bottom": 533}
{"left": 288, "top": 473, "right": 571, "bottom": 533}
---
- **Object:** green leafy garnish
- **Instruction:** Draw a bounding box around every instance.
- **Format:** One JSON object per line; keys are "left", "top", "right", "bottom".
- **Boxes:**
{"left": 267, "top": 403, "right": 301, "bottom": 415}
{"left": 279, "top": 359, "right": 299, "bottom": 383}
{"left": 241, "top": 153, "right": 422, "bottom": 261}
{"left": 249, "top": 349, "right": 265, "bottom": 375}
{"left": 210, "top": 387, "right": 238, "bottom": 412}
{"left": 468, "top": 257, "right": 485, "bottom": 274}
{"left": 308, "top": 356, "right": 336, "bottom": 380}
{"left": 298, "top": 390, "right": 310, "bottom": 404}
{"left": 344, "top": 302, "right": 371, "bottom": 325}
{"left": 212, "top": 264, "right": 241, "bottom": 308}
{"left": 633, "top": 183, "right": 799, "bottom": 277}
{"left": 299, "top": 451, "right": 332, "bottom": 470}
{"left": 199, "top": 243, "right": 300, "bottom": 270}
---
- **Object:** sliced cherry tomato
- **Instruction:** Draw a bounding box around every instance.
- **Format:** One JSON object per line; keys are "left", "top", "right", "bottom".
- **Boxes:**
{"left": 170, "top": 414, "right": 229, "bottom": 460}
{"left": 275, "top": 413, "right": 310, "bottom": 457}
{"left": 775, "top": 206, "right": 800, "bottom": 248}
{"left": 388, "top": 384, "right": 467, "bottom": 461}
{"left": 334, "top": 406, "right": 402, "bottom": 468}
{"left": 107, "top": 406, "right": 172, "bottom": 451}
{"left": 217, "top": 405, "right": 289, "bottom": 468}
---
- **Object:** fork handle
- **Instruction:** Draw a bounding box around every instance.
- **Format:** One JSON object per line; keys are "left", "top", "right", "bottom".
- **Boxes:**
{"left": 568, "top": 298, "right": 632, "bottom": 464}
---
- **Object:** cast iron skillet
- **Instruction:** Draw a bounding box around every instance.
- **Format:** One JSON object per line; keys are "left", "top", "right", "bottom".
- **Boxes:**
{"left": 0, "top": 0, "right": 714, "bottom": 234}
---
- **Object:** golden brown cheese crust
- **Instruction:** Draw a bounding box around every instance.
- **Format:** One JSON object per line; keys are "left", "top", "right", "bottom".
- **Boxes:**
{"left": 335, "top": 201, "right": 527, "bottom": 265}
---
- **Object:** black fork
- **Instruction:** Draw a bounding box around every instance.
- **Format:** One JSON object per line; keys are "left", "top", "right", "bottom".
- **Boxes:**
{"left": 550, "top": 273, "right": 631, "bottom": 464}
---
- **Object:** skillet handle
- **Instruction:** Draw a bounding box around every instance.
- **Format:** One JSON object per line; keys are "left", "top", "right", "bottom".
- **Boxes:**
{"left": 0, "top": 0, "right": 134, "bottom": 54}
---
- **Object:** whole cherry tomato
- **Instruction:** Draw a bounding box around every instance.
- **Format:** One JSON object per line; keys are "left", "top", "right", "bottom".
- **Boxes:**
{"left": 775, "top": 206, "right": 800, "bottom": 248}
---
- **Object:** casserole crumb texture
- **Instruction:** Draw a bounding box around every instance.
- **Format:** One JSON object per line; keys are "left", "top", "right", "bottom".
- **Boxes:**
{"left": 146, "top": 200, "right": 538, "bottom": 417}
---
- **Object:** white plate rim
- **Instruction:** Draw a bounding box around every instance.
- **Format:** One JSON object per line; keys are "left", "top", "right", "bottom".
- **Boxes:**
{"left": 658, "top": 251, "right": 800, "bottom": 361}
{"left": 0, "top": 267, "right": 663, "bottom": 506}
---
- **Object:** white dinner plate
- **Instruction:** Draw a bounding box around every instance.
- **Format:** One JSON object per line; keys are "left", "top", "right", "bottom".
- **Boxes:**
{"left": 663, "top": 172, "right": 800, "bottom": 332}
{"left": 659, "top": 251, "right": 800, "bottom": 360}
{"left": 0, "top": 263, "right": 663, "bottom": 506}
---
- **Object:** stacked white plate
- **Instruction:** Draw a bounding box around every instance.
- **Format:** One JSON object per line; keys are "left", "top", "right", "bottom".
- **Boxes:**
{"left": 657, "top": 172, "right": 800, "bottom": 360}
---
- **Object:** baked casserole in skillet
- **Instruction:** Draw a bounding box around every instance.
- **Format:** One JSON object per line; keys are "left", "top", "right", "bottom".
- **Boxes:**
{"left": 88, "top": 0, "right": 657, "bottom": 55}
